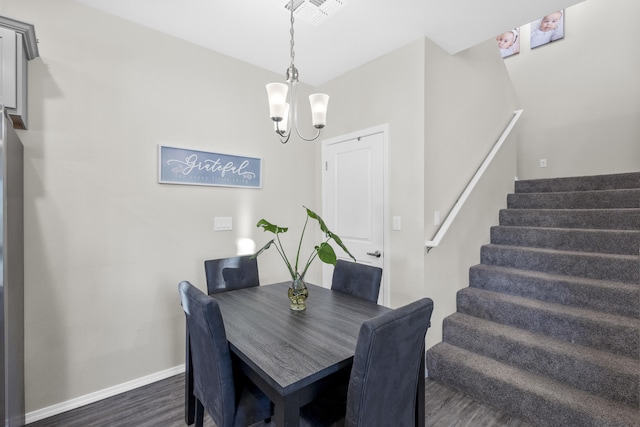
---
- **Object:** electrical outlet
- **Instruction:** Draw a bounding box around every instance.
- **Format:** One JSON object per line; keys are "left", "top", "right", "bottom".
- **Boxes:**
{"left": 539, "top": 159, "right": 547, "bottom": 168}
{"left": 434, "top": 211, "right": 441, "bottom": 226}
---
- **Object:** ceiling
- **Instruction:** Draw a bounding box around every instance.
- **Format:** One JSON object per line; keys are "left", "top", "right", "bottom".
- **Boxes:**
{"left": 75, "top": 0, "right": 584, "bottom": 86}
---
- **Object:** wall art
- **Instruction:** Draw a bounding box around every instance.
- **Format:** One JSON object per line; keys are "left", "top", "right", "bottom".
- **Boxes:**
{"left": 158, "top": 145, "right": 262, "bottom": 188}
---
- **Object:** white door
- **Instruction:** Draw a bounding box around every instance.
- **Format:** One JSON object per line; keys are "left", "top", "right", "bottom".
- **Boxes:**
{"left": 322, "top": 125, "right": 388, "bottom": 305}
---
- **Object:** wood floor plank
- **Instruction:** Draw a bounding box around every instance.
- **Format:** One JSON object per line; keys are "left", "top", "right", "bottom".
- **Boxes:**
{"left": 27, "top": 374, "right": 531, "bottom": 426}
{"left": 424, "top": 379, "right": 532, "bottom": 427}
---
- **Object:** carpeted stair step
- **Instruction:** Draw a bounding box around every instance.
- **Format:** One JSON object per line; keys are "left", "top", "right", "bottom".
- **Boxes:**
{"left": 480, "top": 244, "right": 639, "bottom": 284}
{"left": 490, "top": 225, "right": 640, "bottom": 255}
{"left": 499, "top": 208, "right": 640, "bottom": 230}
{"left": 426, "top": 343, "right": 640, "bottom": 427}
{"left": 469, "top": 264, "right": 640, "bottom": 318}
{"left": 456, "top": 287, "right": 640, "bottom": 358}
{"left": 442, "top": 313, "right": 640, "bottom": 408}
{"left": 507, "top": 188, "right": 640, "bottom": 209}
{"left": 515, "top": 172, "right": 640, "bottom": 194}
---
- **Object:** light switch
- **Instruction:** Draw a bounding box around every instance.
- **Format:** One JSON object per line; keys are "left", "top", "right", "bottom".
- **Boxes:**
{"left": 392, "top": 216, "right": 401, "bottom": 230}
{"left": 214, "top": 217, "right": 233, "bottom": 231}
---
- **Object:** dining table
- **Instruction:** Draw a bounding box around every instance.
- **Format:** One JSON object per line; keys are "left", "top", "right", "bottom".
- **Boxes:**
{"left": 185, "top": 282, "right": 426, "bottom": 427}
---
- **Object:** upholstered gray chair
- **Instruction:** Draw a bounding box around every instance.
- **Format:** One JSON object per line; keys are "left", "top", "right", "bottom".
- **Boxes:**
{"left": 185, "top": 256, "right": 259, "bottom": 423}
{"left": 179, "top": 281, "right": 272, "bottom": 427}
{"left": 331, "top": 260, "right": 383, "bottom": 303}
{"left": 300, "top": 298, "right": 434, "bottom": 427}
{"left": 204, "top": 255, "right": 259, "bottom": 295}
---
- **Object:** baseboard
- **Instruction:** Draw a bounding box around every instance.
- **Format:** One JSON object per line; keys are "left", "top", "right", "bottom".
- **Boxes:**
{"left": 25, "top": 364, "right": 185, "bottom": 424}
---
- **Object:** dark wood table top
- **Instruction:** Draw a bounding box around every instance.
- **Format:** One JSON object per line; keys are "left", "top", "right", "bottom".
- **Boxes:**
{"left": 213, "top": 282, "right": 390, "bottom": 397}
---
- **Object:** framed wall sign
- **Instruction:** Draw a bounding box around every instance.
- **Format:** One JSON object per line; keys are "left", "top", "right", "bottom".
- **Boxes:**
{"left": 158, "top": 145, "right": 262, "bottom": 189}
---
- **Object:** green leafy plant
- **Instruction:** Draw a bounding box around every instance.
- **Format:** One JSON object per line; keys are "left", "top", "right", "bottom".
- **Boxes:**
{"left": 253, "top": 206, "right": 356, "bottom": 281}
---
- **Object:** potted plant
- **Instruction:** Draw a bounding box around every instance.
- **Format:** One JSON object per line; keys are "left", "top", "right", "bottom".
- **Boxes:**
{"left": 253, "top": 206, "right": 356, "bottom": 310}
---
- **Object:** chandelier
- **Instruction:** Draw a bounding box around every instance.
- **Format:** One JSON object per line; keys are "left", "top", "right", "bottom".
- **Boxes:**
{"left": 266, "top": 0, "right": 329, "bottom": 144}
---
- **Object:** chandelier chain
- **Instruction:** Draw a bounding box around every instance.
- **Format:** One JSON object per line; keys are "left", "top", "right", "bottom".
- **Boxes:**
{"left": 289, "top": 1, "right": 295, "bottom": 69}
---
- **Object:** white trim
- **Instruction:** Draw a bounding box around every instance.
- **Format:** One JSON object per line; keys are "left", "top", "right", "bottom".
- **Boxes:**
{"left": 25, "top": 365, "right": 185, "bottom": 424}
{"left": 425, "top": 109, "right": 523, "bottom": 251}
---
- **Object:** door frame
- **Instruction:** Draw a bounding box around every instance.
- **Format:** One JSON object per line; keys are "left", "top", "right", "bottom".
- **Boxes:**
{"left": 321, "top": 123, "right": 391, "bottom": 306}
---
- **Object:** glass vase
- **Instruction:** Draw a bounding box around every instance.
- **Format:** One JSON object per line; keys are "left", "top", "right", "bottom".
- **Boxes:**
{"left": 288, "top": 276, "right": 309, "bottom": 311}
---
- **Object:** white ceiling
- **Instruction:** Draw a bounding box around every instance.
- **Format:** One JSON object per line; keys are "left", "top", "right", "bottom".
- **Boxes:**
{"left": 75, "top": 0, "right": 584, "bottom": 86}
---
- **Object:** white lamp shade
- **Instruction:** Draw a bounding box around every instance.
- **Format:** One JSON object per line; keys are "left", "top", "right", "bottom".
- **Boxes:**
{"left": 266, "top": 83, "right": 288, "bottom": 121}
{"left": 309, "top": 93, "right": 329, "bottom": 128}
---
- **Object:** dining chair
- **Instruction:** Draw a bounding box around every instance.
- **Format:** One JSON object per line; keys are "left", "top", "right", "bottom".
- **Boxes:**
{"left": 300, "top": 297, "right": 434, "bottom": 427}
{"left": 178, "top": 281, "right": 272, "bottom": 427}
{"left": 204, "top": 255, "right": 259, "bottom": 295}
{"left": 185, "top": 255, "right": 260, "bottom": 424}
{"left": 331, "top": 259, "right": 383, "bottom": 303}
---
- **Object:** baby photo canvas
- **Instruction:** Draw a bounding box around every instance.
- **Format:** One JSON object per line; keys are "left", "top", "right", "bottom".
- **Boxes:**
{"left": 530, "top": 10, "right": 565, "bottom": 49}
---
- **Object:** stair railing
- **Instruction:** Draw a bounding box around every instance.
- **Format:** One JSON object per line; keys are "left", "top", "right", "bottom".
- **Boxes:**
{"left": 426, "top": 109, "right": 523, "bottom": 252}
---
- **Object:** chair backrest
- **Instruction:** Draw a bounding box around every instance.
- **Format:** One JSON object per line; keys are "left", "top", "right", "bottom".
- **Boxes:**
{"left": 178, "top": 281, "right": 236, "bottom": 427}
{"left": 204, "top": 255, "right": 259, "bottom": 295}
{"left": 331, "top": 260, "right": 382, "bottom": 303}
{"left": 345, "top": 298, "right": 434, "bottom": 427}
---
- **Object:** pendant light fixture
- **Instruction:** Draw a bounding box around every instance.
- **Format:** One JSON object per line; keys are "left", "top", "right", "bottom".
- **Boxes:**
{"left": 266, "top": 0, "right": 329, "bottom": 144}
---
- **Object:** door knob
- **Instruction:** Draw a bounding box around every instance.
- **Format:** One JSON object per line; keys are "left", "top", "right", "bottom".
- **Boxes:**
{"left": 366, "top": 250, "right": 381, "bottom": 258}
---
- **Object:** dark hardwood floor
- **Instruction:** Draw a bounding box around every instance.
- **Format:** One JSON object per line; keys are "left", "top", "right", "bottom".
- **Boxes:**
{"left": 28, "top": 374, "right": 531, "bottom": 427}
{"left": 424, "top": 380, "right": 531, "bottom": 427}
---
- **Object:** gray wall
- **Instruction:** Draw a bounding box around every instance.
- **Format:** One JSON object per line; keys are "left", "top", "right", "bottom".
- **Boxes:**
{"left": 317, "top": 39, "right": 427, "bottom": 307}
{"left": 3, "top": 0, "right": 318, "bottom": 415}
{"left": 318, "top": 37, "right": 518, "bottom": 350}
{"left": 317, "top": 36, "right": 517, "bottom": 314}
{"left": 506, "top": 0, "right": 640, "bottom": 179}
{"left": 422, "top": 38, "right": 518, "bottom": 347}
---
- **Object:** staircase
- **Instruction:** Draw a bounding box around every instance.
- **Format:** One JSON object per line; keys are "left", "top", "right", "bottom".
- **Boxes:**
{"left": 426, "top": 172, "right": 640, "bottom": 427}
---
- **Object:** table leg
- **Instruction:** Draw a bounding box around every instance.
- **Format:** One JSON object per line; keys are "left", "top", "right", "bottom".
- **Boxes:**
{"left": 274, "top": 393, "right": 301, "bottom": 427}
{"left": 185, "top": 324, "right": 195, "bottom": 425}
